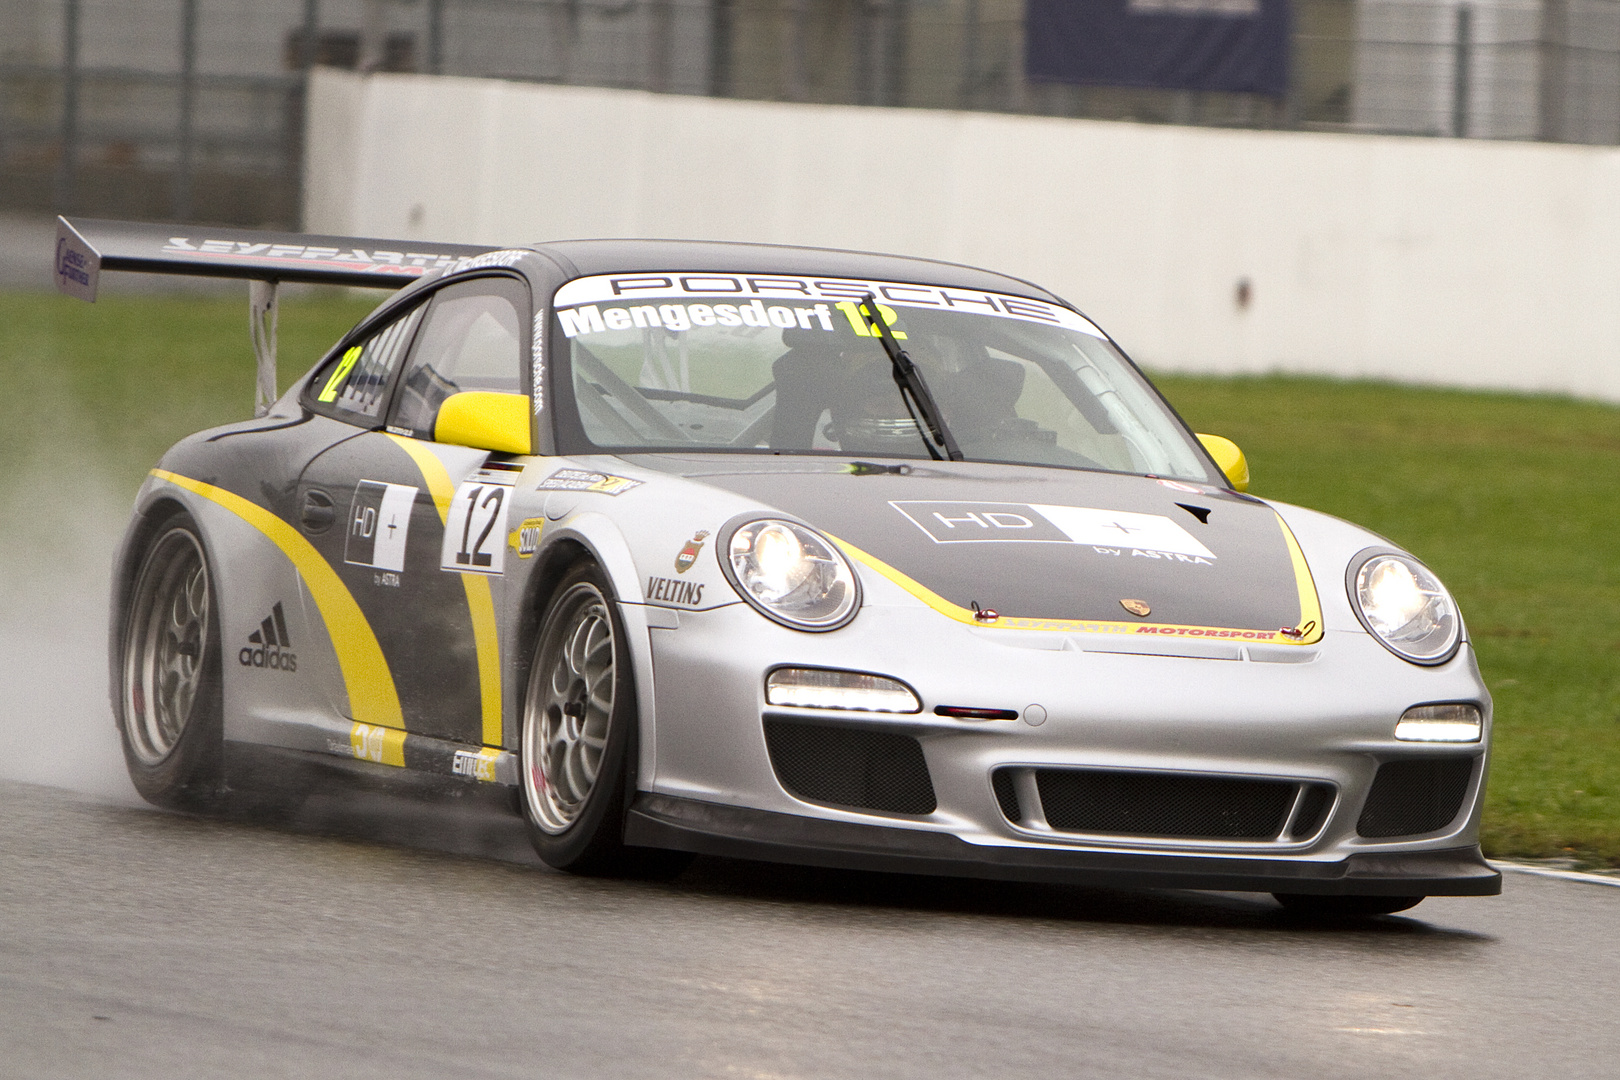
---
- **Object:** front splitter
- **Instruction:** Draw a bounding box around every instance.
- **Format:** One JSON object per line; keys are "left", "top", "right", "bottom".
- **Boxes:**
{"left": 625, "top": 793, "right": 1502, "bottom": 896}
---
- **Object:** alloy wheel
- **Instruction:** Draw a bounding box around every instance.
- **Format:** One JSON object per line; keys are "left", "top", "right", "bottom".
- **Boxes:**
{"left": 523, "top": 582, "right": 617, "bottom": 833}
{"left": 123, "top": 527, "right": 212, "bottom": 765}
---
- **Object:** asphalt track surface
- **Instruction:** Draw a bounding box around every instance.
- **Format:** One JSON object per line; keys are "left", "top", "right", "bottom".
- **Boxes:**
{"left": 1, "top": 776, "right": 1617, "bottom": 1080}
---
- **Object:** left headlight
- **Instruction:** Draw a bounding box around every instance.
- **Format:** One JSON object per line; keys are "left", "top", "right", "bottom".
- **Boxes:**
{"left": 723, "top": 518, "right": 861, "bottom": 631}
{"left": 1347, "top": 549, "right": 1461, "bottom": 665}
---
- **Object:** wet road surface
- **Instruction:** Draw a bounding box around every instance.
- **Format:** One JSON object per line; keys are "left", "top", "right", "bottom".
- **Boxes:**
{"left": 1, "top": 776, "right": 1616, "bottom": 1079}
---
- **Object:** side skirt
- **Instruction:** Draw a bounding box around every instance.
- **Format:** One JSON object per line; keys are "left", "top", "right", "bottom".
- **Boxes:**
{"left": 225, "top": 740, "right": 519, "bottom": 801}
{"left": 229, "top": 713, "right": 518, "bottom": 788}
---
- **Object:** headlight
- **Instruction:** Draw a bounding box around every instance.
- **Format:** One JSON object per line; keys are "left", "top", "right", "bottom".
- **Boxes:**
{"left": 723, "top": 518, "right": 860, "bottom": 630}
{"left": 1347, "top": 550, "right": 1461, "bottom": 664}
{"left": 1395, "top": 703, "right": 1483, "bottom": 742}
{"left": 766, "top": 668, "right": 919, "bottom": 712}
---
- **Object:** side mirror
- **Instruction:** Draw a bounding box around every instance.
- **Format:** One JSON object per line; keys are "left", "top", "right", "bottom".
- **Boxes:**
{"left": 1196, "top": 433, "right": 1250, "bottom": 492}
{"left": 434, "top": 391, "right": 531, "bottom": 455}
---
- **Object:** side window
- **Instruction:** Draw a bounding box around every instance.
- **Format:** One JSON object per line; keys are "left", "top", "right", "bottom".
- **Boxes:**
{"left": 310, "top": 305, "right": 425, "bottom": 425}
{"left": 389, "top": 276, "right": 527, "bottom": 440}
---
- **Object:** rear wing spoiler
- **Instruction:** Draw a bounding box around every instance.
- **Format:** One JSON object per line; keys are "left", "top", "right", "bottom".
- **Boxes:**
{"left": 54, "top": 216, "right": 501, "bottom": 415}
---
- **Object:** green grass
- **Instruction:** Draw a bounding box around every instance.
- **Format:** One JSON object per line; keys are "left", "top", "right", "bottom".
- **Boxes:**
{"left": 1155, "top": 372, "right": 1620, "bottom": 867}
{"left": 0, "top": 291, "right": 380, "bottom": 493}
{"left": 3, "top": 292, "right": 1616, "bottom": 864}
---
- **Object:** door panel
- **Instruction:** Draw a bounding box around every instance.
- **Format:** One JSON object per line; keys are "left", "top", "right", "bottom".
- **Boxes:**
{"left": 298, "top": 434, "right": 497, "bottom": 745}
{"left": 290, "top": 274, "right": 530, "bottom": 749}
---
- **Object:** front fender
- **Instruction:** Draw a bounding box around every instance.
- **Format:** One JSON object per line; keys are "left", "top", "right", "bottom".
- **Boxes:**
{"left": 524, "top": 512, "right": 668, "bottom": 790}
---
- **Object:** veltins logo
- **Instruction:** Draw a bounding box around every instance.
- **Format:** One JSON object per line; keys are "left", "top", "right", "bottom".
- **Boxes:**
{"left": 240, "top": 602, "right": 297, "bottom": 672}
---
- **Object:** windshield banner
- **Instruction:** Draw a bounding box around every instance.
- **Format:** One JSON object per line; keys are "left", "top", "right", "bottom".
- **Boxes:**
{"left": 551, "top": 273, "right": 1104, "bottom": 339}
{"left": 1026, "top": 0, "right": 1290, "bottom": 97}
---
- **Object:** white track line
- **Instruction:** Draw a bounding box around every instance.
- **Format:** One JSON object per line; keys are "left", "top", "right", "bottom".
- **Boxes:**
{"left": 1492, "top": 861, "right": 1620, "bottom": 888}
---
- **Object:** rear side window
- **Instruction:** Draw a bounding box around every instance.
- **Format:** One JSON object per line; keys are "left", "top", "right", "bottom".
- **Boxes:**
{"left": 309, "top": 305, "right": 425, "bottom": 425}
{"left": 389, "top": 276, "right": 528, "bottom": 440}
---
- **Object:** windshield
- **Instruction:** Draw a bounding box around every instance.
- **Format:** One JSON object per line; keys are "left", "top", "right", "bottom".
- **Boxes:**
{"left": 551, "top": 273, "right": 1217, "bottom": 483}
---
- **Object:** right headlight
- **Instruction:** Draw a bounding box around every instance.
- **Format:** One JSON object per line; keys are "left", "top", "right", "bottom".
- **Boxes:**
{"left": 1347, "top": 549, "right": 1461, "bottom": 665}
{"left": 723, "top": 518, "right": 861, "bottom": 631}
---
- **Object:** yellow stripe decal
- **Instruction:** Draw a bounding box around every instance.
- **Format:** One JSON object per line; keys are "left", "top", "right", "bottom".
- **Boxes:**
{"left": 1274, "top": 511, "right": 1325, "bottom": 644}
{"left": 151, "top": 469, "right": 404, "bottom": 727}
{"left": 830, "top": 522, "right": 1323, "bottom": 646}
{"left": 387, "top": 435, "right": 505, "bottom": 748}
{"left": 350, "top": 722, "right": 407, "bottom": 767}
{"left": 466, "top": 746, "right": 501, "bottom": 782}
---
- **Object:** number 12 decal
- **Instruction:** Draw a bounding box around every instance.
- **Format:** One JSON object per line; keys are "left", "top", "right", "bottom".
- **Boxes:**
{"left": 440, "top": 480, "right": 514, "bottom": 576}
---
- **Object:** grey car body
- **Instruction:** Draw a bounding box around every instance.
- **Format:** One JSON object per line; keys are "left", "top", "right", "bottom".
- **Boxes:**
{"left": 77, "top": 221, "right": 1499, "bottom": 903}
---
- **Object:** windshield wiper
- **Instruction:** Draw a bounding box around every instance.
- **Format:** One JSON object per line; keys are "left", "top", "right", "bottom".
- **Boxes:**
{"left": 857, "top": 292, "right": 963, "bottom": 462}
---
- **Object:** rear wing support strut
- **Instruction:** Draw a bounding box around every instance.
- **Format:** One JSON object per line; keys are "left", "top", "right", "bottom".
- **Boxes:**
{"left": 53, "top": 216, "right": 497, "bottom": 418}
{"left": 249, "top": 280, "right": 278, "bottom": 417}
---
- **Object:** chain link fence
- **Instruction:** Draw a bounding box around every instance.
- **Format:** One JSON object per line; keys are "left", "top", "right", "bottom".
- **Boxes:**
{"left": 4, "top": 0, "right": 1620, "bottom": 227}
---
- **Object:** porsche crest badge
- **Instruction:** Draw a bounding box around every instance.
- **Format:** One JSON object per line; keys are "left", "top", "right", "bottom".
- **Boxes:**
{"left": 1120, "top": 598, "right": 1151, "bottom": 617}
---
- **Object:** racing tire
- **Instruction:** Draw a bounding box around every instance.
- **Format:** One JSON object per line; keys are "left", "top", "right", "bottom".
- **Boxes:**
{"left": 1272, "top": 893, "right": 1425, "bottom": 918}
{"left": 519, "top": 562, "right": 691, "bottom": 878}
{"left": 116, "top": 510, "right": 224, "bottom": 811}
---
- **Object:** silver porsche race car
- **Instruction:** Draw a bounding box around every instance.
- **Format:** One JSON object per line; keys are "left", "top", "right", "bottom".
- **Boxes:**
{"left": 59, "top": 217, "right": 1499, "bottom": 915}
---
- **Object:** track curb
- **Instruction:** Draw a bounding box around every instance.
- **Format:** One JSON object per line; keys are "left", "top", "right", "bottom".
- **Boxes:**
{"left": 1493, "top": 861, "right": 1620, "bottom": 888}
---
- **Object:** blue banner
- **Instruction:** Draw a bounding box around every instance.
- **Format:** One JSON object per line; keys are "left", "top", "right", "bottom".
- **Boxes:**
{"left": 1026, "top": 0, "right": 1291, "bottom": 97}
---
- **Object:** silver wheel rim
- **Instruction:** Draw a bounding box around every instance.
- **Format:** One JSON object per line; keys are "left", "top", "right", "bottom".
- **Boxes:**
{"left": 122, "top": 527, "right": 211, "bottom": 765}
{"left": 523, "top": 582, "right": 616, "bottom": 834}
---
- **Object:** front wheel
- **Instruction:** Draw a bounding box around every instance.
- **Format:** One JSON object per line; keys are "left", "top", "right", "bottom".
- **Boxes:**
{"left": 116, "top": 511, "right": 224, "bottom": 810}
{"left": 1273, "top": 894, "right": 1425, "bottom": 918}
{"left": 519, "top": 563, "right": 689, "bottom": 877}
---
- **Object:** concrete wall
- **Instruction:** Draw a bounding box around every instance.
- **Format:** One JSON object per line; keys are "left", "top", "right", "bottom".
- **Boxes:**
{"left": 306, "top": 68, "right": 1620, "bottom": 402}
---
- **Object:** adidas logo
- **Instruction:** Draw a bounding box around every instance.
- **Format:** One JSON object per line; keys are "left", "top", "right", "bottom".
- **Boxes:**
{"left": 239, "top": 601, "right": 297, "bottom": 672}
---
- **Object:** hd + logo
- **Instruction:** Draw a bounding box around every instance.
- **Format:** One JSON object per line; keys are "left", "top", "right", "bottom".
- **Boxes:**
{"left": 240, "top": 602, "right": 297, "bottom": 672}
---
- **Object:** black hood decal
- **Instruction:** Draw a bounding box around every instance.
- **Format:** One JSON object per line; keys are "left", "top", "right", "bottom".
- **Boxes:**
{"left": 650, "top": 459, "right": 1320, "bottom": 642}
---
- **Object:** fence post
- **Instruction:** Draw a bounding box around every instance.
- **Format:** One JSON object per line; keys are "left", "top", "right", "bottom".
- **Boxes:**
{"left": 548, "top": 0, "right": 575, "bottom": 84}
{"left": 884, "top": 0, "right": 908, "bottom": 106}
{"left": 359, "top": 0, "right": 386, "bottom": 73}
{"left": 782, "top": 0, "right": 808, "bottom": 102}
{"left": 709, "top": 0, "right": 734, "bottom": 96}
{"left": 1452, "top": 4, "right": 1472, "bottom": 138}
{"left": 302, "top": 0, "right": 320, "bottom": 67}
{"left": 428, "top": 0, "right": 444, "bottom": 73}
{"left": 174, "top": 0, "right": 198, "bottom": 220}
{"left": 959, "top": 0, "right": 980, "bottom": 109}
{"left": 55, "top": 0, "right": 81, "bottom": 212}
{"left": 1538, "top": 0, "right": 1567, "bottom": 140}
{"left": 291, "top": 0, "right": 319, "bottom": 229}
{"left": 854, "top": 0, "right": 874, "bottom": 104}
{"left": 648, "top": 0, "right": 672, "bottom": 92}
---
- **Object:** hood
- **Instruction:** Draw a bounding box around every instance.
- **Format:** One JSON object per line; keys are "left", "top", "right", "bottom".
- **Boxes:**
{"left": 637, "top": 456, "right": 1322, "bottom": 644}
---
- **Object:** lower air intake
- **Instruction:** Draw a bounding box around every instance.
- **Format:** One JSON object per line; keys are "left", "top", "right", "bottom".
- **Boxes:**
{"left": 991, "top": 769, "right": 1022, "bottom": 823}
{"left": 1289, "top": 783, "right": 1336, "bottom": 840}
{"left": 1035, "top": 768, "right": 1296, "bottom": 840}
{"left": 1357, "top": 757, "right": 1476, "bottom": 838}
{"left": 763, "top": 719, "right": 936, "bottom": 815}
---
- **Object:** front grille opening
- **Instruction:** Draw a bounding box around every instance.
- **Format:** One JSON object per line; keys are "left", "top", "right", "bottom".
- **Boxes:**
{"left": 991, "top": 769, "right": 1022, "bottom": 823}
{"left": 1357, "top": 757, "right": 1475, "bottom": 838}
{"left": 1288, "top": 783, "right": 1336, "bottom": 839}
{"left": 763, "top": 719, "right": 936, "bottom": 815}
{"left": 1035, "top": 769, "right": 1296, "bottom": 840}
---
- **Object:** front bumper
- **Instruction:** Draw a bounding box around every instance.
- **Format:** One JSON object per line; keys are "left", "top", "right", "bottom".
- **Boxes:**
{"left": 626, "top": 793, "right": 1502, "bottom": 896}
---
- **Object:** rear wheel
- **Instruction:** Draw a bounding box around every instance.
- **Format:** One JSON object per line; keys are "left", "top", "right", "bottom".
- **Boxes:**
{"left": 1273, "top": 893, "right": 1425, "bottom": 918}
{"left": 117, "top": 512, "right": 223, "bottom": 810}
{"left": 519, "top": 563, "right": 689, "bottom": 877}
